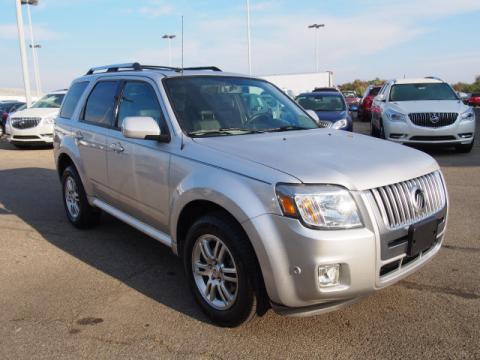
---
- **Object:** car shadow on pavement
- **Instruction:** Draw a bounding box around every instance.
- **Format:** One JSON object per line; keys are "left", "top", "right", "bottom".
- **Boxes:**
{"left": 0, "top": 166, "right": 210, "bottom": 324}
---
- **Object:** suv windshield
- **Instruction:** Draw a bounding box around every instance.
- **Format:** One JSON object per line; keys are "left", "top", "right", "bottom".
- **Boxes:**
{"left": 390, "top": 83, "right": 458, "bottom": 102}
{"left": 296, "top": 94, "right": 346, "bottom": 112}
{"left": 31, "top": 94, "right": 65, "bottom": 109}
{"left": 164, "top": 76, "right": 318, "bottom": 137}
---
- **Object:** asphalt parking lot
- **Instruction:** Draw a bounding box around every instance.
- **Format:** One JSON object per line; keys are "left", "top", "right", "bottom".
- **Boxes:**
{"left": 1, "top": 112, "right": 479, "bottom": 359}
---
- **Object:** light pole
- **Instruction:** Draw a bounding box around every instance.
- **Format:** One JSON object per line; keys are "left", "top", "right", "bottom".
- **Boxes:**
{"left": 162, "top": 34, "right": 176, "bottom": 66}
{"left": 246, "top": 0, "right": 252, "bottom": 75}
{"left": 15, "top": 0, "right": 32, "bottom": 107}
{"left": 307, "top": 23, "right": 325, "bottom": 73}
{"left": 23, "top": 0, "right": 42, "bottom": 96}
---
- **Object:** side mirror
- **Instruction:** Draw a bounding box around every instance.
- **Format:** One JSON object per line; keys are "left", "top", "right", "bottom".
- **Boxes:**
{"left": 306, "top": 109, "right": 320, "bottom": 123}
{"left": 375, "top": 94, "right": 386, "bottom": 102}
{"left": 121, "top": 116, "right": 170, "bottom": 142}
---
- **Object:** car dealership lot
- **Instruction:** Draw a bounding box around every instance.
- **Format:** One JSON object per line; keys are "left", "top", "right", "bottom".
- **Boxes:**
{"left": 0, "top": 112, "right": 479, "bottom": 359}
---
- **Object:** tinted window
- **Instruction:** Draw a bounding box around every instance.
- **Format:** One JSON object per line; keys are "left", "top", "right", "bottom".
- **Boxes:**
{"left": 31, "top": 94, "right": 65, "bottom": 109}
{"left": 369, "top": 87, "right": 381, "bottom": 96}
{"left": 117, "top": 82, "right": 166, "bottom": 131}
{"left": 296, "top": 94, "right": 346, "bottom": 111}
{"left": 60, "top": 82, "right": 88, "bottom": 119}
{"left": 83, "top": 81, "right": 119, "bottom": 126}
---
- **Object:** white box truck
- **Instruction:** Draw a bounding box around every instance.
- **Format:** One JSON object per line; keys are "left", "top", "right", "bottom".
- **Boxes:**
{"left": 261, "top": 72, "right": 334, "bottom": 97}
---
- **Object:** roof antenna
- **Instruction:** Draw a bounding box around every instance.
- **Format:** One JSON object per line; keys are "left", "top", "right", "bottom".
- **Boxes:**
{"left": 181, "top": 15, "right": 184, "bottom": 75}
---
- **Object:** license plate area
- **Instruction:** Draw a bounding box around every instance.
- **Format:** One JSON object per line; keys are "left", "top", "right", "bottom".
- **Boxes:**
{"left": 407, "top": 217, "right": 438, "bottom": 256}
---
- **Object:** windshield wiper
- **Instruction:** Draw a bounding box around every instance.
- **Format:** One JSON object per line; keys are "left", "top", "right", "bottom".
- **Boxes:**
{"left": 188, "top": 128, "right": 265, "bottom": 137}
{"left": 265, "top": 125, "right": 309, "bottom": 132}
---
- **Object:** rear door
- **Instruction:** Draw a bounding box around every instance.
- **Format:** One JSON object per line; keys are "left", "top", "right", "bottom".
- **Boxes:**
{"left": 104, "top": 79, "right": 172, "bottom": 232}
{"left": 76, "top": 80, "right": 122, "bottom": 198}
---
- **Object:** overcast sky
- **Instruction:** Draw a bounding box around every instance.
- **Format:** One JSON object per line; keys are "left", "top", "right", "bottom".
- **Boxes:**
{"left": 0, "top": 0, "right": 479, "bottom": 92}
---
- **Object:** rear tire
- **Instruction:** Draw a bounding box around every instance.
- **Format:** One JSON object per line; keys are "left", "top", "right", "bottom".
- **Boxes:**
{"left": 455, "top": 140, "right": 474, "bottom": 153}
{"left": 61, "top": 165, "right": 101, "bottom": 228}
{"left": 183, "top": 212, "right": 262, "bottom": 327}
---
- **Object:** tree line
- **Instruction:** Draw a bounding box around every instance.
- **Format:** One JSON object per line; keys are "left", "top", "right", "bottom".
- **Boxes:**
{"left": 338, "top": 76, "right": 480, "bottom": 96}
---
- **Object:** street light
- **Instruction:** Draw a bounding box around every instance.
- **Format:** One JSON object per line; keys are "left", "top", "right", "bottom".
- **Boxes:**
{"left": 246, "top": 0, "right": 252, "bottom": 75}
{"left": 23, "top": 0, "right": 42, "bottom": 96}
{"left": 307, "top": 23, "right": 325, "bottom": 73}
{"left": 162, "top": 34, "right": 176, "bottom": 67}
{"left": 15, "top": 0, "right": 32, "bottom": 107}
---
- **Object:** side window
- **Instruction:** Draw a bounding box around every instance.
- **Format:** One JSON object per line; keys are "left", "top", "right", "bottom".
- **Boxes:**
{"left": 82, "top": 81, "right": 120, "bottom": 126}
{"left": 117, "top": 81, "right": 167, "bottom": 132}
{"left": 60, "top": 81, "right": 89, "bottom": 119}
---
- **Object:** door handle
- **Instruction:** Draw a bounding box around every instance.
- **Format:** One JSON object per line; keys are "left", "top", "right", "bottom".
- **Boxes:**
{"left": 74, "top": 131, "right": 84, "bottom": 141}
{"left": 110, "top": 142, "right": 124, "bottom": 153}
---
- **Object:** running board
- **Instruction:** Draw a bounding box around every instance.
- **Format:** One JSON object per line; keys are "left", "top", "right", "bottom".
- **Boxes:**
{"left": 92, "top": 198, "right": 172, "bottom": 247}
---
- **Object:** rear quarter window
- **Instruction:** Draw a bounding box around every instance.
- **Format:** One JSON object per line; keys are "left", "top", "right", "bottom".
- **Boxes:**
{"left": 60, "top": 81, "right": 89, "bottom": 119}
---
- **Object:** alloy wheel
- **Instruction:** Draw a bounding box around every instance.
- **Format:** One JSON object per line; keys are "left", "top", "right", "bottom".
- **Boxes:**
{"left": 64, "top": 176, "right": 80, "bottom": 219}
{"left": 192, "top": 234, "right": 238, "bottom": 310}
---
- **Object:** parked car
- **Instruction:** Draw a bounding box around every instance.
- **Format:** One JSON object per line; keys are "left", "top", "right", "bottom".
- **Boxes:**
{"left": 5, "top": 90, "right": 66, "bottom": 147}
{"left": 55, "top": 63, "right": 448, "bottom": 327}
{"left": 296, "top": 91, "right": 353, "bottom": 131}
{"left": 0, "top": 101, "right": 25, "bottom": 136}
{"left": 342, "top": 91, "right": 360, "bottom": 111}
{"left": 358, "top": 85, "right": 382, "bottom": 122}
{"left": 467, "top": 93, "right": 480, "bottom": 107}
{"left": 371, "top": 77, "right": 475, "bottom": 153}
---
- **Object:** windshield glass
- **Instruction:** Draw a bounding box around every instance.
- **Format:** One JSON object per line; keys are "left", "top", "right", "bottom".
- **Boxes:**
{"left": 163, "top": 76, "right": 318, "bottom": 137}
{"left": 390, "top": 83, "right": 458, "bottom": 101}
{"left": 31, "top": 94, "right": 65, "bottom": 109}
{"left": 296, "top": 94, "right": 346, "bottom": 111}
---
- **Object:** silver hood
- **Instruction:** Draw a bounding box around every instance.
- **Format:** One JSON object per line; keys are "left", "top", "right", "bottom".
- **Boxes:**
{"left": 194, "top": 129, "right": 439, "bottom": 191}
{"left": 389, "top": 100, "right": 468, "bottom": 114}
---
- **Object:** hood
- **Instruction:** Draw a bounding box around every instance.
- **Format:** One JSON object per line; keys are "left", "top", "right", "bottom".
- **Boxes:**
{"left": 390, "top": 100, "right": 468, "bottom": 114}
{"left": 9, "top": 107, "right": 59, "bottom": 119}
{"left": 193, "top": 129, "right": 439, "bottom": 191}
{"left": 315, "top": 110, "right": 348, "bottom": 122}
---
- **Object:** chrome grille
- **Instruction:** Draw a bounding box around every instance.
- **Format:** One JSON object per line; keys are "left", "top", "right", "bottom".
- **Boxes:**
{"left": 408, "top": 112, "right": 457, "bottom": 128}
{"left": 370, "top": 171, "right": 446, "bottom": 229}
{"left": 11, "top": 117, "right": 41, "bottom": 129}
{"left": 318, "top": 120, "right": 332, "bottom": 128}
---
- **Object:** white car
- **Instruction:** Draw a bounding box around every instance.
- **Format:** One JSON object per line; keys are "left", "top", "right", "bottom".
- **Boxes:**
{"left": 371, "top": 77, "right": 475, "bottom": 153}
{"left": 6, "top": 89, "right": 67, "bottom": 148}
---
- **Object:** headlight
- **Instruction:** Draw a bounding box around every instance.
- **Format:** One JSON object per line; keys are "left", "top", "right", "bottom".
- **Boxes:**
{"left": 43, "top": 116, "right": 56, "bottom": 125}
{"left": 332, "top": 119, "right": 348, "bottom": 129}
{"left": 460, "top": 108, "right": 475, "bottom": 121}
{"left": 276, "top": 184, "right": 363, "bottom": 229}
{"left": 385, "top": 109, "right": 407, "bottom": 122}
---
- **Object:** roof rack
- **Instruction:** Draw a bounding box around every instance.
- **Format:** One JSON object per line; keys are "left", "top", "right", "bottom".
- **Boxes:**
{"left": 425, "top": 76, "right": 444, "bottom": 82}
{"left": 85, "top": 62, "right": 222, "bottom": 75}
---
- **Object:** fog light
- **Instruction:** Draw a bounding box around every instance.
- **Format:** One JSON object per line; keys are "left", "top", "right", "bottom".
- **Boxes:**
{"left": 318, "top": 264, "right": 340, "bottom": 287}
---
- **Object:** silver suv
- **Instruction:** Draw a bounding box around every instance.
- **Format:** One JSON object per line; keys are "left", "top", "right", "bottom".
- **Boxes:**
{"left": 54, "top": 63, "right": 448, "bottom": 327}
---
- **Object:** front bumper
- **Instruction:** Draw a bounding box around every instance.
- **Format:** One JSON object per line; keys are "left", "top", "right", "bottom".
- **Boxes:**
{"left": 7, "top": 122, "right": 54, "bottom": 144}
{"left": 384, "top": 118, "right": 475, "bottom": 145}
{"left": 243, "top": 191, "right": 446, "bottom": 315}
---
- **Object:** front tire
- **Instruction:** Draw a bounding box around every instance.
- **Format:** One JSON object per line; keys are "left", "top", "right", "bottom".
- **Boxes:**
{"left": 183, "top": 213, "right": 260, "bottom": 327}
{"left": 61, "top": 165, "right": 101, "bottom": 228}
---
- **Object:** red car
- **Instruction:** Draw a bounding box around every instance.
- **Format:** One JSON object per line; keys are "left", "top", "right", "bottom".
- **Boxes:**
{"left": 358, "top": 85, "right": 382, "bottom": 122}
{"left": 467, "top": 93, "right": 480, "bottom": 107}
